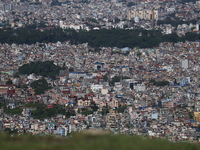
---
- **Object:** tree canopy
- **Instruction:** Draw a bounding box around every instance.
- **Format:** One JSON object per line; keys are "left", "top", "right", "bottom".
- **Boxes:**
{"left": 149, "top": 79, "right": 169, "bottom": 86}
{"left": 18, "top": 61, "right": 61, "bottom": 79}
{"left": 27, "top": 103, "right": 75, "bottom": 119}
{"left": 0, "top": 27, "right": 199, "bottom": 48}
{"left": 30, "top": 78, "right": 50, "bottom": 95}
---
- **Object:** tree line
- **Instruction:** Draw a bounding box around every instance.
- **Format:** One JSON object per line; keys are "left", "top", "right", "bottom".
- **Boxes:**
{"left": 0, "top": 27, "right": 200, "bottom": 48}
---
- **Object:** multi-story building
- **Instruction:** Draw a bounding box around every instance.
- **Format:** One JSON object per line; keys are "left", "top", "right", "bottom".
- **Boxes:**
{"left": 196, "top": 20, "right": 200, "bottom": 31}
{"left": 127, "top": 10, "right": 159, "bottom": 21}
{"left": 4, "top": 3, "right": 12, "bottom": 12}
{"left": 194, "top": 112, "right": 200, "bottom": 122}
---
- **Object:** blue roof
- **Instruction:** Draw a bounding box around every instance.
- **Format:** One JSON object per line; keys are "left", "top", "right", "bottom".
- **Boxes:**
{"left": 139, "top": 106, "right": 152, "bottom": 109}
{"left": 120, "top": 66, "right": 127, "bottom": 68}
{"left": 196, "top": 128, "right": 200, "bottom": 131}
{"left": 116, "top": 95, "right": 123, "bottom": 98}
{"left": 69, "top": 72, "right": 87, "bottom": 74}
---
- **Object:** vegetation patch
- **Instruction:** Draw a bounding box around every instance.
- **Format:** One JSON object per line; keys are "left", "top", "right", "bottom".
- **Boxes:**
{"left": 0, "top": 132, "right": 199, "bottom": 150}
{"left": 18, "top": 61, "right": 61, "bottom": 79}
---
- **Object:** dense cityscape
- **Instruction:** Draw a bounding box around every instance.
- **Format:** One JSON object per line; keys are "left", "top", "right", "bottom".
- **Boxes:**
{"left": 0, "top": 0, "right": 200, "bottom": 144}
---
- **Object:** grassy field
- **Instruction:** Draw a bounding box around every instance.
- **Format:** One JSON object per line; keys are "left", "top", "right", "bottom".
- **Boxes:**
{"left": 0, "top": 131, "right": 200, "bottom": 150}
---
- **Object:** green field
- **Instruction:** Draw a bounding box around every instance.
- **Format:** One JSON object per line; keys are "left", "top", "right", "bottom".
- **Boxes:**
{"left": 0, "top": 132, "right": 199, "bottom": 150}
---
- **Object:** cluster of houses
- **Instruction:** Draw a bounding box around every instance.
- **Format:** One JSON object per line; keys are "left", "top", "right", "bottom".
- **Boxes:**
{"left": 0, "top": 40, "right": 199, "bottom": 142}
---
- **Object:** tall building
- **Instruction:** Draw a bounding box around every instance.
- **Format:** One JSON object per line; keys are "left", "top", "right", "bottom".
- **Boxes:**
{"left": 4, "top": 4, "right": 12, "bottom": 12}
{"left": 194, "top": 112, "right": 200, "bottom": 122}
{"left": 127, "top": 9, "right": 159, "bottom": 21}
{"left": 196, "top": 20, "right": 200, "bottom": 31}
{"left": 0, "top": 3, "right": 4, "bottom": 11}
{"left": 181, "top": 59, "right": 189, "bottom": 69}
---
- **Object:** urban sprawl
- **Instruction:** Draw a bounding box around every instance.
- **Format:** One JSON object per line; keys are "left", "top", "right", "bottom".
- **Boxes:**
{"left": 0, "top": 0, "right": 200, "bottom": 143}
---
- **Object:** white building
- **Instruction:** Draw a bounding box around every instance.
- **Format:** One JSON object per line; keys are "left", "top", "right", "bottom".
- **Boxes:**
{"left": 90, "top": 84, "right": 103, "bottom": 92}
{"left": 59, "top": 20, "right": 88, "bottom": 30}
{"left": 196, "top": 20, "right": 200, "bottom": 31}
{"left": 134, "top": 83, "right": 146, "bottom": 92}
{"left": 181, "top": 59, "right": 189, "bottom": 69}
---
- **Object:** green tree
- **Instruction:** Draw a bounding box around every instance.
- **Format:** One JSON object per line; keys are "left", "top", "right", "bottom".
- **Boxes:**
{"left": 4, "top": 128, "right": 18, "bottom": 135}
{"left": 114, "top": 17, "right": 120, "bottom": 23}
{"left": 127, "top": 2, "right": 135, "bottom": 7}
{"left": 6, "top": 79, "right": 13, "bottom": 85}
{"left": 18, "top": 61, "right": 61, "bottom": 79}
{"left": 149, "top": 79, "right": 169, "bottom": 86}
{"left": 30, "top": 78, "right": 50, "bottom": 95}
{"left": 101, "top": 106, "right": 109, "bottom": 115}
{"left": 90, "top": 101, "right": 98, "bottom": 112}
{"left": 117, "top": 105, "right": 127, "bottom": 113}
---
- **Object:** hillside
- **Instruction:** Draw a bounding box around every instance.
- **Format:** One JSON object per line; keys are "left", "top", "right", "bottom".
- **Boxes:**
{"left": 0, "top": 131, "right": 200, "bottom": 150}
